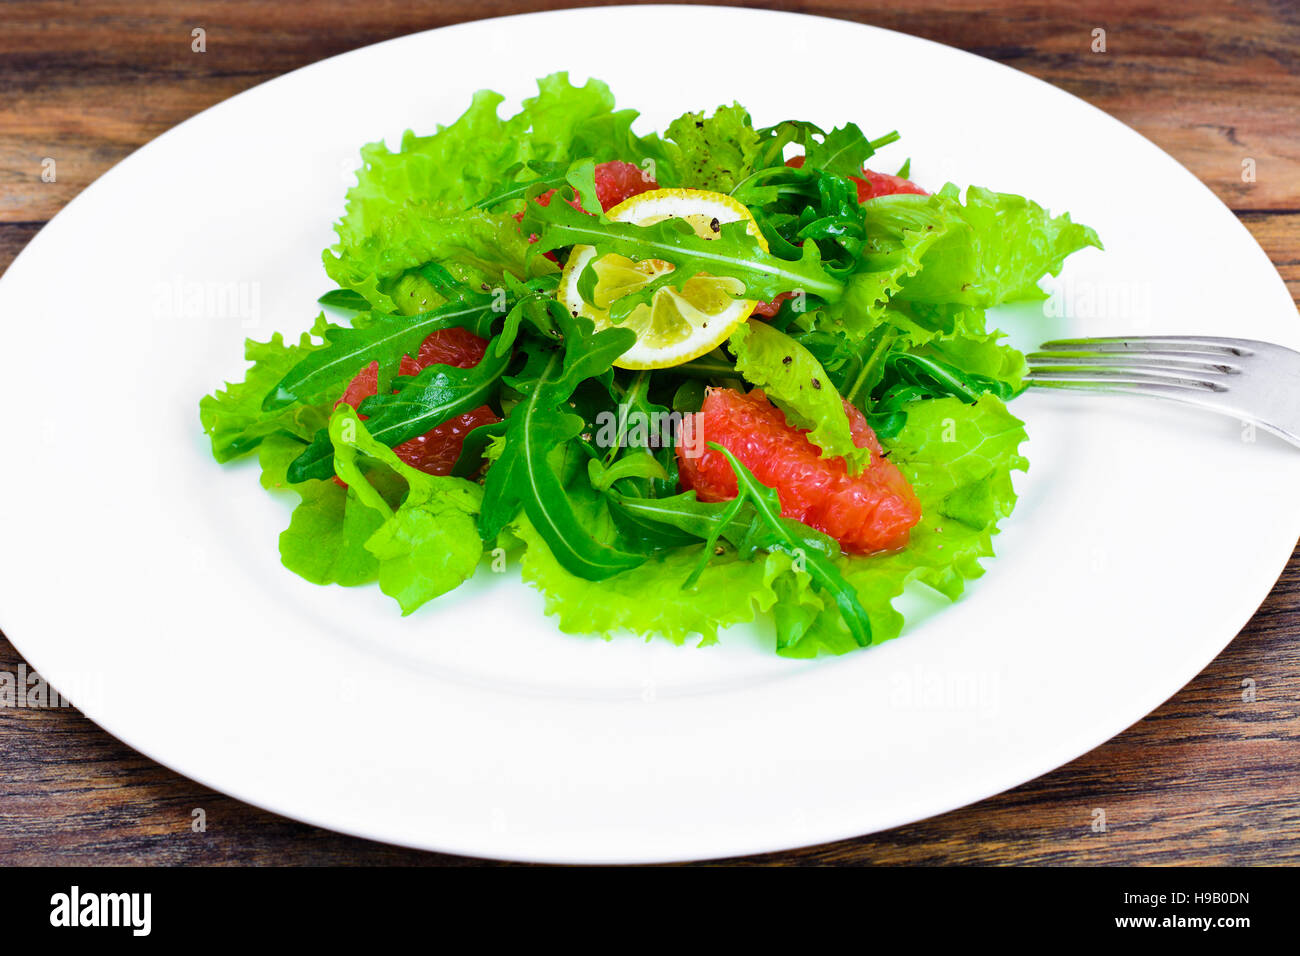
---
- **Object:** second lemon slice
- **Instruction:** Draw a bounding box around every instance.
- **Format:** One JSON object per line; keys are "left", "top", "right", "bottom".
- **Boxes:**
{"left": 559, "top": 188, "right": 768, "bottom": 370}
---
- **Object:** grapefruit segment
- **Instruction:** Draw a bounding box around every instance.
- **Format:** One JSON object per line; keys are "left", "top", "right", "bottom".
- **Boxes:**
{"left": 786, "top": 155, "right": 928, "bottom": 201}
{"left": 677, "top": 387, "right": 921, "bottom": 554}
{"left": 336, "top": 326, "right": 500, "bottom": 477}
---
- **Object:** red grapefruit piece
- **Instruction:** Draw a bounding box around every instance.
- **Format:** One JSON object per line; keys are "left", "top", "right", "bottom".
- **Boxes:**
{"left": 786, "top": 154, "right": 927, "bottom": 201}
{"left": 677, "top": 387, "right": 922, "bottom": 554}
{"left": 514, "top": 160, "right": 659, "bottom": 260}
{"left": 337, "top": 326, "right": 499, "bottom": 477}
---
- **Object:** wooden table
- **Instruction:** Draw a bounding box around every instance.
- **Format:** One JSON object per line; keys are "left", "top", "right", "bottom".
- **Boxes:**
{"left": 2, "top": 0, "right": 1297, "bottom": 865}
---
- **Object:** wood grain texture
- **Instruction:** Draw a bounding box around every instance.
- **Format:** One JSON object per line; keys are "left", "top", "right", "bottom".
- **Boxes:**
{"left": 1, "top": 0, "right": 1297, "bottom": 866}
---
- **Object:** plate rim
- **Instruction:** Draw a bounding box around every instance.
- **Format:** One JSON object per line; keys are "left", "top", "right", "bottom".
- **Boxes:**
{"left": 2, "top": 4, "right": 1297, "bottom": 863}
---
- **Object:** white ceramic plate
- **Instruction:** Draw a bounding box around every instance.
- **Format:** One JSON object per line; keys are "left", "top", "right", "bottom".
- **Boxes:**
{"left": 2, "top": 6, "right": 1296, "bottom": 863}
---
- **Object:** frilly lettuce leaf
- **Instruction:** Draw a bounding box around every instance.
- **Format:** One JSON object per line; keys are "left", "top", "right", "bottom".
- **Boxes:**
{"left": 199, "top": 316, "right": 338, "bottom": 463}
{"left": 325, "top": 208, "right": 539, "bottom": 314}
{"left": 814, "top": 218, "right": 945, "bottom": 342}
{"left": 512, "top": 394, "right": 1025, "bottom": 655}
{"left": 776, "top": 394, "right": 1028, "bottom": 657}
{"left": 870, "top": 184, "right": 1102, "bottom": 309}
{"left": 663, "top": 103, "right": 764, "bottom": 192}
{"left": 919, "top": 329, "right": 1028, "bottom": 392}
{"left": 258, "top": 433, "right": 391, "bottom": 588}
{"left": 512, "top": 512, "right": 821, "bottom": 647}
{"left": 814, "top": 184, "right": 1099, "bottom": 341}
{"left": 328, "top": 406, "right": 485, "bottom": 614}
{"left": 325, "top": 73, "right": 640, "bottom": 311}
{"left": 729, "top": 320, "right": 871, "bottom": 473}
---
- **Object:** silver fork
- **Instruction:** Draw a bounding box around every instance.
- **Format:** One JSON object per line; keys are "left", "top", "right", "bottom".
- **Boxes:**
{"left": 1025, "top": 335, "right": 1300, "bottom": 449}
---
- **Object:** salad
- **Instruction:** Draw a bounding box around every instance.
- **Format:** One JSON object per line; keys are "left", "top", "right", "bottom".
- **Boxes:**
{"left": 200, "top": 73, "right": 1100, "bottom": 657}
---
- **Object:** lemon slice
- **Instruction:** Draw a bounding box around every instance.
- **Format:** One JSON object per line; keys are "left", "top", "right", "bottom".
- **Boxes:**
{"left": 559, "top": 188, "right": 768, "bottom": 369}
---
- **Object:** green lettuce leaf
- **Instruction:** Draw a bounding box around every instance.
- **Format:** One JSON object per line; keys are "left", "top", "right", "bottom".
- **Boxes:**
{"left": 325, "top": 73, "right": 624, "bottom": 311}
{"left": 512, "top": 512, "right": 820, "bottom": 646}
{"left": 329, "top": 406, "right": 485, "bottom": 614}
{"left": 277, "top": 479, "right": 387, "bottom": 588}
{"left": 776, "top": 394, "right": 1028, "bottom": 657}
{"left": 663, "top": 103, "right": 764, "bottom": 192}
{"left": 729, "top": 320, "right": 870, "bottom": 472}
{"left": 199, "top": 317, "right": 337, "bottom": 463}
{"left": 867, "top": 185, "right": 1102, "bottom": 309}
{"left": 325, "top": 209, "right": 541, "bottom": 314}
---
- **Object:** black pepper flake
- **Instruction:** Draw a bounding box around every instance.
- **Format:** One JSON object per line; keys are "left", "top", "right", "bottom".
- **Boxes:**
{"left": 713, "top": 545, "right": 725, "bottom": 556}
{"left": 695, "top": 120, "right": 704, "bottom": 129}
{"left": 811, "top": 377, "right": 822, "bottom": 390}
{"left": 709, "top": 217, "right": 720, "bottom": 233}
{"left": 480, "top": 282, "right": 490, "bottom": 290}
{"left": 782, "top": 355, "right": 792, "bottom": 365}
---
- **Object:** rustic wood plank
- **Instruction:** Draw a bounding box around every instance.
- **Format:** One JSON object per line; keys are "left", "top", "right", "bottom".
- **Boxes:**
{"left": 2, "top": 1, "right": 1298, "bottom": 219}
{"left": 1, "top": 0, "right": 1297, "bottom": 865}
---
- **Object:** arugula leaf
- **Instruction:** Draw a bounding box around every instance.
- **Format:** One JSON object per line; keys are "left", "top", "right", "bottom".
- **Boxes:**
{"left": 329, "top": 406, "right": 485, "bottom": 614}
{"left": 317, "top": 289, "right": 370, "bottom": 311}
{"left": 605, "top": 455, "right": 872, "bottom": 647}
{"left": 729, "top": 320, "right": 870, "bottom": 472}
{"left": 750, "top": 120, "right": 899, "bottom": 176}
{"left": 451, "top": 419, "right": 508, "bottom": 478}
{"left": 524, "top": 195, "right": 844, "bottom": 304}
{"left": 706, "top": 445, "right": 872, "bottom": 646}
{"left": 588, "top": 454, "right": 668, "bottom": 493}
{"left": 479, "top": 314, "right": 644, "bottom": 580}
{"left": 594, "top": 370, "right": 679, "bottom": 499}
{"left": 801, "top": 123, "right": 879, "bottom": 178}
{"left": 285, "top": 335, "right": 511, "bottom": 483}
{"left": 263, "top": 295, "right": 501, "bottom": 412}
{"left": 472, "top": 160, "right": 569, "bottom": 210}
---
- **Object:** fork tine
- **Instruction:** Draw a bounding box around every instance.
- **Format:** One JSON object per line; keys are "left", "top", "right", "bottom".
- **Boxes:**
{"left": 1026, "top": 352, "right": 1243, "bottom": 375}
{"left": 1025, "top": 368, "right": 1230, "bottom": 392}
{"left": 1038, "top": 335, "right": 1257, "bottom": 356}
{"left": 1029, "top": 334, "right": 1300, "bottom": 450}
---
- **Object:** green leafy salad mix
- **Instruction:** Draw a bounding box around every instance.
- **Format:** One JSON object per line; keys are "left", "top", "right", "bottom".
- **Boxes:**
{"left": 200, "top": 73, "right": 1100, "bottom": 657}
